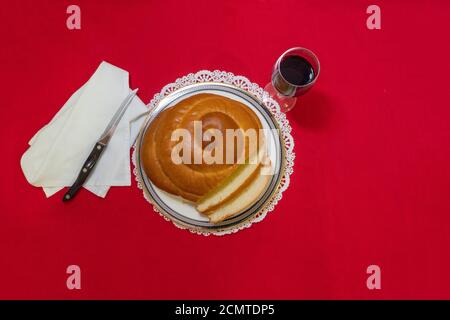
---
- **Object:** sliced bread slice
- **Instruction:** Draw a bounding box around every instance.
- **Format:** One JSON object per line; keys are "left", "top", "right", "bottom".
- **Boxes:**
{"left": 207, "top": 163, "right": 272, "bottom": 223}
{"left": 196, "top": 143, "right": 266, "bottom": 213}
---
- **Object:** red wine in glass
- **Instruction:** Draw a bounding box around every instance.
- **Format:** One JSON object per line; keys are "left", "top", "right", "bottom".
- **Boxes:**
{"left": 280, "top": 56, "right": 315, "bottom": 87}
{"left": 264, "top": 47, "right": 320, "bottom": 112}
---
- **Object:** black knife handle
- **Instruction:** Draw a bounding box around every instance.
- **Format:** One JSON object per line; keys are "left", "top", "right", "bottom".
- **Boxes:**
{"left": 62, "top": 142, "right": 106, "bottom": 202}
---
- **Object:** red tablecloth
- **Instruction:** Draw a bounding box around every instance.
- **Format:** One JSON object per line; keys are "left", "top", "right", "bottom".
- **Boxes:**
{"left": 1, "top": 0, "right": 449, "bottom": 299}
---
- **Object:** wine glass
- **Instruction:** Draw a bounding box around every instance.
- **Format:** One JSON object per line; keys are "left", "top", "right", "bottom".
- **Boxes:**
{"left": 264, "top": 47, "right": 320, "bottom": 112}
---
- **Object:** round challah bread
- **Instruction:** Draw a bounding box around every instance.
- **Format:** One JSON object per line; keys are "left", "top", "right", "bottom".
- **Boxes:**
{"left": 141, "top": 93, "right": 264, "bottom": 202}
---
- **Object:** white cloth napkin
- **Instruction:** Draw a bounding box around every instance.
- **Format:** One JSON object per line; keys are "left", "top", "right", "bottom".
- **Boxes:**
{"left": 21, "top": 61, "right": 149, "bottom": 198}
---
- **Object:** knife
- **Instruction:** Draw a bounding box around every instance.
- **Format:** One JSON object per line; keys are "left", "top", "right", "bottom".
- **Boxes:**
{"left": 62, "top": 89, "right": 139, "bottom": 202}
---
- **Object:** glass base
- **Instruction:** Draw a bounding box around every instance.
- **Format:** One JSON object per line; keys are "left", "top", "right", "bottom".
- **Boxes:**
{"left": 264, "top": 82, "right": 297, "bottom": 113}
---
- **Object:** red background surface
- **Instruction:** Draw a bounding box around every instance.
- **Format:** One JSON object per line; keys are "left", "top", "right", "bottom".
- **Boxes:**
{"left": 1, "top": 0, "right": 450, "bottom": 299}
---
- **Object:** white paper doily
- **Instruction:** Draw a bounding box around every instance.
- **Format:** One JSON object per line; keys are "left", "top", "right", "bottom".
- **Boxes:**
{"left": 132, "top": 70, "right": 295, "bottom": 236}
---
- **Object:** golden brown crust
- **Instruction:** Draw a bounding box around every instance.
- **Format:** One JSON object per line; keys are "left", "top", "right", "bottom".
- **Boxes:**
{"left": 141, "top": 93, "right": 263, "bottom": 201}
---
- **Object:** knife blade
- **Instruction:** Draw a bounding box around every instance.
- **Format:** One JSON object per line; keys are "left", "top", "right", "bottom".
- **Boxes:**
{"left": 62, "top": 89, "right": 139, "bottom": 202}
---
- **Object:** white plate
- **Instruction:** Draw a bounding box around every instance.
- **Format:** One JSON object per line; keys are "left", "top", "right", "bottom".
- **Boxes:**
{"left": 133, "top": 71, "right": 294, "bottom": 236}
